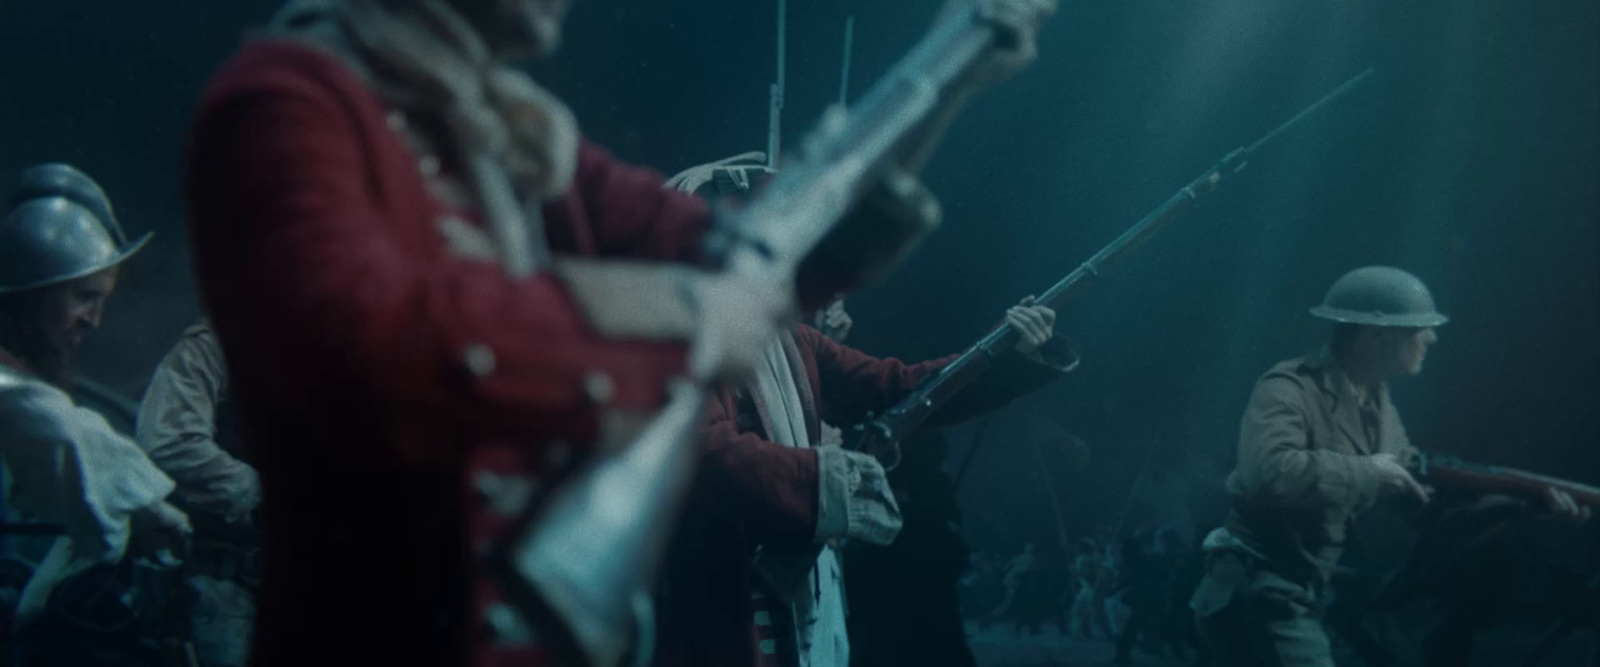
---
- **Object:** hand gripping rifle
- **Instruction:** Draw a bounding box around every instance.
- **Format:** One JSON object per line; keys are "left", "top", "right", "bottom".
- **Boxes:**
{"left": 850, "top": 69, "right": 1377, "bottom": 470}
{"left": 495, "top": 6, "right": 1055, "bottom": 667}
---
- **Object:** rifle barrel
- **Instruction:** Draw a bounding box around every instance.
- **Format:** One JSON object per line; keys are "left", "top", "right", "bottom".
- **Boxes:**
{"left": 1243, "top": 68, "right": 1374, "bottom": 156}
{"left": 852, "top": 69, "right": 1379, "bottom": 461}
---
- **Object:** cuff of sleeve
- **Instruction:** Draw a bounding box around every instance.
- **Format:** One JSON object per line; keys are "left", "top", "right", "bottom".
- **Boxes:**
{"left": 815, "top": 446, "right": 903, "bottom": 545}
{"left": 1025, "top": 335, "right": 1082, "bottom": 373}
{"left": 1345, "top": 455, "right": 1385, "bottom": 510}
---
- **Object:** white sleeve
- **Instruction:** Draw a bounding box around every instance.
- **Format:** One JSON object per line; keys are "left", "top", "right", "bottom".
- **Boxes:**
{"left": 0, "top": 376, "right": 175, "bottom": 564}
{"left": 814, "top": 446, "right": 902, "bottom": 545}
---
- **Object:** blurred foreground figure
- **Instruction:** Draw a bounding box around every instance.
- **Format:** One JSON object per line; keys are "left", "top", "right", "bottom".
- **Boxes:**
{"left": 0, "top": 164, "right": 191, "bottom": 665}
{"left": 185, "top": 0, "right": 1056, "bottom": 664}
{"left": 1190, "top": 266, "right": 1587, "bottom": 667}
{"left": 186, "top": 0, "right": 789, "bottom": 663}
{"left": 136, "top": 320, "right": 260, "bottom": 667}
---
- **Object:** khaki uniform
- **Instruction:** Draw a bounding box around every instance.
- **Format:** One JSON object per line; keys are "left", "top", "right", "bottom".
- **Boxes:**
{"left": 136, "top": 320, "right": 260, "bottom": 667}
{"left": 1191, "top": 349, "right": 1418, "bottom": 667}
{"left": 136, "top": 321, "right": 259, "bottom": 523}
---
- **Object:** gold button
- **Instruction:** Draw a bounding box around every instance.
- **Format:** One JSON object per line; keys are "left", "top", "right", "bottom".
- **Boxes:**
{"left": 463, "top": 343, "right": 496, "bottom": 378}
{"left": 472, "top": 471, "right": 536, "bottom": 517}
{"left": 583, "top": 371, "right": 616, "bottom": 404}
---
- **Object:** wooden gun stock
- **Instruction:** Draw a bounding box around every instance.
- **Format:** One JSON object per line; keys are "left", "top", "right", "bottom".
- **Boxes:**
{"left": 1415, "top": 454, "right": 1600, "bottom": 508}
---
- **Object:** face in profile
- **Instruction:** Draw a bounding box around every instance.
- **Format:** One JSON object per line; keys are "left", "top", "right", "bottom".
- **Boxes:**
{"left": 14, "top": 268, "right": 121, "bottom": 384}
{"left": 1383, "top": 326, "right": 1438, "bottom": 376}
{"left": 45, "top": 268, "right": 119, "bottom": 351}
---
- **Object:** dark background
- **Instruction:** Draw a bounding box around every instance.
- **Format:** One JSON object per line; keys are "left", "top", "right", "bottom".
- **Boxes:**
{"left": 2, "top": 0, "right": 1595, "bottom": 550}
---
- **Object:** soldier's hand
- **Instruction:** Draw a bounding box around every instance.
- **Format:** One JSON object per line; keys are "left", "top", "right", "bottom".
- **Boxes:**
{"left": 821, "top": 298, "right": 853, "bottom": 342}
{"left": 1371, "top": 453, "right": 1430, "bottom": 504}
{"left": 941, "top": 0, "right": 1057, "bottom": 94}
{"left": 137, "top": 500, "right": 193, "bottom": 535}
{"left": 129, "top": 501, "right": 192, "bottom": 566}
{"left": 1007, "top": 296, "right": 1056, "bottom": 355}
{"left": 1543, "top": 487, "right": 1591, "bottom": 524}
{"left": 685, "top": 260, "right": 797, "bottom": 383}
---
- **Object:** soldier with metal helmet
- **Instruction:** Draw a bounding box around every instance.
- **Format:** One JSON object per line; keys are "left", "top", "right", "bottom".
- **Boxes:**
{"left": 1189, "top": 266, "right": 1588, "bottom": 667}
{"left": 0, "top": 164, "right": 192, "bottom": 662}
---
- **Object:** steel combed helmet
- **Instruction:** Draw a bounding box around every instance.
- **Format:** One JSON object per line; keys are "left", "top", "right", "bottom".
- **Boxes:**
{"left": 0, "top": 164, "right": 151, "bottom": 294}
{"left": 1309, "top": 266, "right": 1448, "bottom": 328}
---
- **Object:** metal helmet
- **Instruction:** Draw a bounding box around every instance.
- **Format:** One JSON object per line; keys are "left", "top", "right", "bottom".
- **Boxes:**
{"left": 0, "top": 164, "right": 151, "bottom": 293}
{"left": 1309, "top": 266, "right": 1448, "bottom": 328}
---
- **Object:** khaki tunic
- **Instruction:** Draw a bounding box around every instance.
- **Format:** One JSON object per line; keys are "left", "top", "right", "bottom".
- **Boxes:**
{"left": 135, "top": 321, "right": 260, "bottom": 667}
{"left": 134, "top": 321, "right": 259, "bottom": 523}
{"left": 1191, "top": 349, "right": 1423, "bottom": 667}
{"left": 1223, "top": 348, "right": 1419, "bottom": 581}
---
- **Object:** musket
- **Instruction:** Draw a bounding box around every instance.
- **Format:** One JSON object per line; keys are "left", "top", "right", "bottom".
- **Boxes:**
{"left": 499, "top": 5, "right": 1052, "bottom": 667}
{"left": 851, "top": 68, "right": 1377, "bottom": 469}
{"left": 1414, "top": 453, "right": 1600, "bottom": 508}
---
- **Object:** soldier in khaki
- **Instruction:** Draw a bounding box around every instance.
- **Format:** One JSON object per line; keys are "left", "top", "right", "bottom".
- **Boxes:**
{"left": 136, "top": 319, "right": 260, "bottom": 667}
{"left": 1189, "top": 266, "right": 1586, "bottom": 667}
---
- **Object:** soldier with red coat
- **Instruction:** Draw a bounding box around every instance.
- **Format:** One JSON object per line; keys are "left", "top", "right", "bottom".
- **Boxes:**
{"left": 655, "top": 143, "right": 1074, "bottom": 666}
{"left": 656, "top": 308, "right": 1074, "bottom": 667}
{"left": 184, "top": 0, "right": 1052, "bottom": 666}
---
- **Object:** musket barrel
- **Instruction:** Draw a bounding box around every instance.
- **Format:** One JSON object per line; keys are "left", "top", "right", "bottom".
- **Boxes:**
{"left": 853, "top": 71, "right": 1377, "bottom": 464}
{"left": 726, "top": 6, "right": 999, "bottom": 274}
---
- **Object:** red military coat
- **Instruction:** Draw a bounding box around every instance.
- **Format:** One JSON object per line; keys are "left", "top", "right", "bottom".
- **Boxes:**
{"left": 187, "top": 39, "right": 720, "bottom": 667}
{"left": 655, "top": 325, "right": 1071, "bottom": 667}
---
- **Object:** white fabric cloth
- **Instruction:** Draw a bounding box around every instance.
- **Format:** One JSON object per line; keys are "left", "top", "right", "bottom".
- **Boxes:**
{"left": 271, "top": 0, "right": 579, "bottom": 276}
{"left": 0, "top": 364, "right": 174, "bottom": 627}
{"left": 817, "top": 422, "right": 844, "bottom": 448}
{"left": 745, "top": 332, "right": 850, "bottom": 667}
{"left": 662, "top": 151, "right": 768, "bottom": 194}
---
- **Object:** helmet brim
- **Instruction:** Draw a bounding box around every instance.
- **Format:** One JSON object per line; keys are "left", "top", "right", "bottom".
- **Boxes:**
{"left": 1309, "top": 306, "right": 1449, "bottom": 328}
{"left": 0, "top": 231, "right": 152, "bottom": 294}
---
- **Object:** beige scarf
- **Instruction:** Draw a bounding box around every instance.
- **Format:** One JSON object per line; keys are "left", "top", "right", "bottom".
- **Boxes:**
{"left": 269, "top": 0, "right": 578, "bottom": 276}
{"left": 744, "top": 332, "right": 852, "bottom": 666}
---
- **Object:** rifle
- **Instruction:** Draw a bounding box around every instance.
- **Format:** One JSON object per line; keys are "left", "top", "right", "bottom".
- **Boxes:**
{"left": 850, "top": 68, "right": 1376, "bottom": 470}
{"left": 1414, "top": 453, "right": 1600, "bottom": 508}
{"left": 499, "top": 6, "right": 1053, "bottom": 667}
